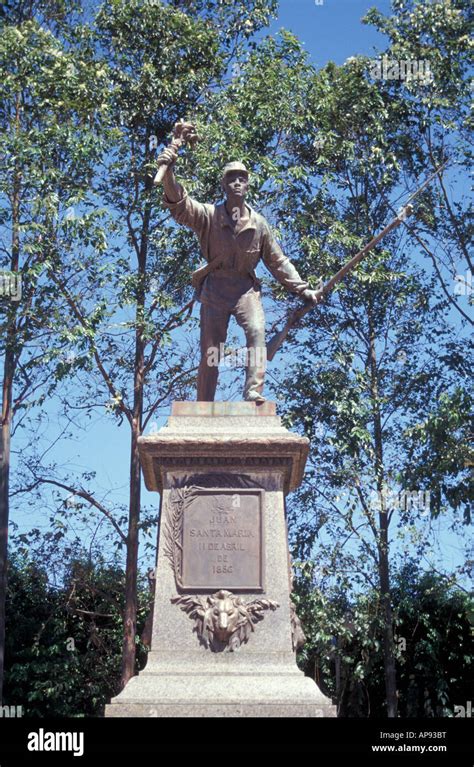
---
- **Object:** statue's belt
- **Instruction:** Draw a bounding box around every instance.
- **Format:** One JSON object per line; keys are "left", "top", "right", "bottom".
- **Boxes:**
{"left": 191, "top": 257, "right": 259, "bottom": 289}
{"left": 210, "top": 269, "right": 253, "bottom": 278}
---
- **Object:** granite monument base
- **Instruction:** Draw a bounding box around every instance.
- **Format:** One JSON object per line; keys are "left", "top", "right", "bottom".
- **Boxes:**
{"left": 105, "top": 402, "right": 336, "bottom": 717}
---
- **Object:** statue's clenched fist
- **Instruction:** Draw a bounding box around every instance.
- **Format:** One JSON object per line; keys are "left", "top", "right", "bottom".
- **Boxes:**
{"left": 157, "top": 146, "right": 178, "bottom": 167}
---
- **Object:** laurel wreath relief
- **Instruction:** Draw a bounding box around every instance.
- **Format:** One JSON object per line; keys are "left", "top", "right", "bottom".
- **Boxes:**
{"left": 163, "top": 486, "right": 199, "bottom": 590}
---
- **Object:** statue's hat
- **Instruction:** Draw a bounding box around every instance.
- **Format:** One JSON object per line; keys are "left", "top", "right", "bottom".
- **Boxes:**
{"left": 221, "top": 161, "right": 249, "bottom": 181}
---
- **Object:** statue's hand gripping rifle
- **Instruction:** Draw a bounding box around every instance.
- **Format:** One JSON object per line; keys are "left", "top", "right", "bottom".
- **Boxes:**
{"left": 266, "top": 162, "right": 448, "bottom": 362}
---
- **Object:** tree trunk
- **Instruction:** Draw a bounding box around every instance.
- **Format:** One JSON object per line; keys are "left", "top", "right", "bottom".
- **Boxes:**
{"left": 0, "top": 353, "right": 13, "bottom": 704}
{"left": 119, "top": 190, "right": 150, "bottom": 688}
{"left": 120, "top": 421, "right": 141, "bottom": 688}
{"left": 0, "top": 94, "right": 21, "bottom": 702}
{"left": 368, "top": 314, "right": 398, "bottom": 718}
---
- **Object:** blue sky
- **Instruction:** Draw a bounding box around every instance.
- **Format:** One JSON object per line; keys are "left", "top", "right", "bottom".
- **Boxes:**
{"left": 10, "top": 0, "right": 470, "bottom": 585}
{"left": 270, "top": 0, "right": 393, "bottom": 66}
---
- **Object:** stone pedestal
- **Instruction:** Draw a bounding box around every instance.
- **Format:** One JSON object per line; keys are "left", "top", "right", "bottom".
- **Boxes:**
{"left": 105, "top": 402, "right": 336, "bottom": 717}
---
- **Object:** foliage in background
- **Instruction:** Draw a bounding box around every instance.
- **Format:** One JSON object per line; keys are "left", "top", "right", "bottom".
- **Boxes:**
{"left": 4, "top": 543, "right": 151, "bottom": 717}
{"left": 0, "top": 0, "right": 113, "bottom": 701}
{"left": 294, "top": 563, "right": 473, "bottom": 717}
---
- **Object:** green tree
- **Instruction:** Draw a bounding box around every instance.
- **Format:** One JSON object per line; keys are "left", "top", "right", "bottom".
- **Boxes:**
{"left": 4, "top": 540, "right": 152, "bottom": 717}
{"left": 364, "top": 0, "right": 473, "bottom": 325}
{"left": 267, "top": 37, "right": 471, "bottom": 716}
{"left": 0, "top": 0, "right": 110, "bottom": 701}
{"left": 294, "top": 563, "right": 473, "bottom": 717}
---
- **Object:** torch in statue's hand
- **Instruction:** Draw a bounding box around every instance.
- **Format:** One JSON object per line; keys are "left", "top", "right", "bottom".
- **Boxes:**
{"left": 154, "top": 120, "right": 200, "bottom": 186}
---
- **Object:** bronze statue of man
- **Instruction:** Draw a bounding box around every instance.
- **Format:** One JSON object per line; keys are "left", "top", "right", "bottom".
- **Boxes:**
{"left": 156, "top": 147, "right": 320, "bottom": 403}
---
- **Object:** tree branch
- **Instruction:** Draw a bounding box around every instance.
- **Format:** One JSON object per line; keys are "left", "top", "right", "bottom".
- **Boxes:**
{"left": 47, "top": 271, "right": 133, "bottom": 424}
{"left": 19, "top": 476, "right": 127, "bottom": 544}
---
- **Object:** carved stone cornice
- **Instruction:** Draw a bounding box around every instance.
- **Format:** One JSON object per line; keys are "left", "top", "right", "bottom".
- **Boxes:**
{"left": 139, "top": 434, "right": 309, "bottom": 495}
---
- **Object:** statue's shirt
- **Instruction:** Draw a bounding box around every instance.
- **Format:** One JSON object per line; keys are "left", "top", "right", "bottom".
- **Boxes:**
{"left": 163, "top": 189, "right": 308, "bottom": 309}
